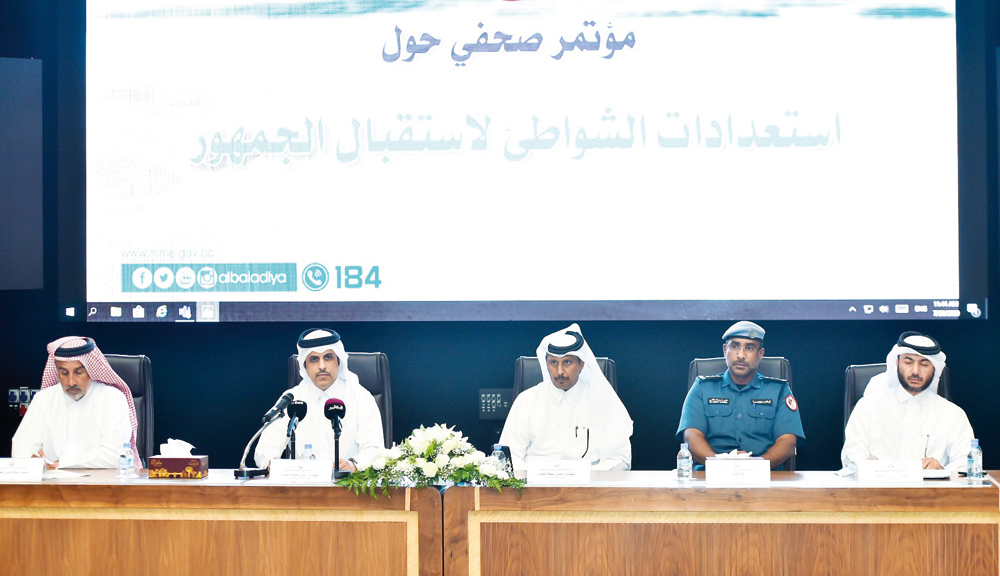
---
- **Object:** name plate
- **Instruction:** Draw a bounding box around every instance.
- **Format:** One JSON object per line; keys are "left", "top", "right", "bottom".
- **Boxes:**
{"left": 705, "top": 457, "right": 770, "bottom": 487}
{"left": 526, "top": 459, "right": 591, "bottom": 485}
{"left": 0, "top": 458, "right": 44, "bottom": 482}
{"left": 857, "top": 459, "right": 922, "bottom": 484}
{"left": 269, "top": 458, "right": 335, "bottom": 483}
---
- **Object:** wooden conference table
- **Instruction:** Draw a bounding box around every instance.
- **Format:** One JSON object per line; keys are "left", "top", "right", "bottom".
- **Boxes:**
{"left": 0, "top": 469, "right": 442, "bottom": 576}
{"left": 443, "top": 470, "right": 1000, "bottom": 576}
{"left": 0, "top": 469, "right": 997, "bottom": 576}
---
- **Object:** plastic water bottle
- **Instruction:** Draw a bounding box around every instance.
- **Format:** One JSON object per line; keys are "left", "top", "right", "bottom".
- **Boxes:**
{"left": 492, "top": 443, "right": 511, "bottom": 475}
{"left": 301, "top": 444, "right": 316, "bottom": 460}
{"left": 118, "top": 442, "right": 135, "bottom": 481}
{"left": 967, "top": 438, "right": 983, "bottom": 480}
{"left": 677, "top": 442, "right": 693, "bottom": 482}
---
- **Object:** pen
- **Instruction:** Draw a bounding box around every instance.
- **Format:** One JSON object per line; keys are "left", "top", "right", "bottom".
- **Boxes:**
{"left": 924, "top": 434, "right": 930, "bottom": 457}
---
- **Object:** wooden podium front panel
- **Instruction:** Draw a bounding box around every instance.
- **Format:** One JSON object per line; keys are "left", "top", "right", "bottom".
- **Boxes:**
{"left": 444, "top": 472, "right": 1000, "bottom": 576}
{"left": 0, "top": 471, "right": 443, "bottom": 576}
{"left": 477, "top": 517, "right": 997, "bottom": 576}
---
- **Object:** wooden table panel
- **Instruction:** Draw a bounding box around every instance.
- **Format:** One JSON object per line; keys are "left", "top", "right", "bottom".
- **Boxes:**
{"left": 445, "top": 471, "right": 1000, "bottom": 576}
{"left": 0, "top": 469, "right": 443, "bottom": 576}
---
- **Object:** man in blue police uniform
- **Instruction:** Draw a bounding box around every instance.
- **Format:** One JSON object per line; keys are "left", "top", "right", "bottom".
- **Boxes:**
{"left": 676, "top": 321, "right": 804, "bottom": 469}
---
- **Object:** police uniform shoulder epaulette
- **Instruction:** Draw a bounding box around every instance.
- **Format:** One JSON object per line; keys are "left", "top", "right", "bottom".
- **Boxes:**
{"left": 698, "top": 373, "right": 724, "bottom": 382}
{"left": 758, "top": 375, "right": 788, "bottom": 384}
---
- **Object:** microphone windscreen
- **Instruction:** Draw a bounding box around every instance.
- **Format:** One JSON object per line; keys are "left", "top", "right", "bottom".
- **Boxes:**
{"left": 324, "top": 397, "right": 346, "bottom": 420}
{"left": 287, "top": 400, "right": 308, "bottom": 421}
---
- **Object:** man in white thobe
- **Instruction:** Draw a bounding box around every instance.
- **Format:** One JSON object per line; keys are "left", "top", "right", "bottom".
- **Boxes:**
{"left": 255, "top": 328, "right": 384, "bottom": 470}
{"left": 499, "top": 324, "right": 633, "bottom": 471}
{"left": 842, "top": 331, "right": 975, "bottom": 473}
{"left": 12, "top": 336, "right": 137, "bottom": 469}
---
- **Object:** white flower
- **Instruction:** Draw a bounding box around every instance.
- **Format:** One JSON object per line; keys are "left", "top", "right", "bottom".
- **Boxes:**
{"left": 442, "top": 439, "right": 459, "bottom": 454}
{"left": 434, "top": 453, "right": 450, "bottom": 467}
{"left": 410, "top": 438, "right": 431, "bottom": 456}
{"left": 354, "top": 458, "right": 372, "bottom": 472}
{"left": 387, "top": 446, "right": 403, "bottom": 460}
{"left": 470, "top": 451, "right": 486, "bottom": 464}
{"left": 372, "top": 457, "right": 387, "bottom": 471}
{"left": 418, "top": 462, "right": 439, "bottom": 478}
{"left": 497, "top": 471, "right": 510, "bottom": 480}
{"left": 394, "top": 460, "right": 414, "bottom": 475}
{"left": 478, "top": 462, "right": 498, "bottom": 477}
{"left": 429, "top": 424, "right": 453, "bottom": 442}
{"left": 450, "top": 455, "right": 470, "bottom": 469}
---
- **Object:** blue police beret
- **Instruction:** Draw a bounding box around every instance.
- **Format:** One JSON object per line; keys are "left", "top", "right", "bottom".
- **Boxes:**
{"left": 722, "top": 321, "right": 765, "bottom": 341}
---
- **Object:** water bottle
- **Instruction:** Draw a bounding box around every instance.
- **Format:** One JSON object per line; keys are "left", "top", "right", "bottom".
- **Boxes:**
{"left": 118, "top": 442, "right": 135, "bottom": 481}
{"left": 967, "top": 438, "right": 983, "bottom": 480}
{"left": 301, "top": 444, "right": 316, "bottom": 460}
{"left": 677, "top": 442, "right": 693, "bottom": 482}
{"left": 492, "top": 443, "right": 511, "bottom": 475}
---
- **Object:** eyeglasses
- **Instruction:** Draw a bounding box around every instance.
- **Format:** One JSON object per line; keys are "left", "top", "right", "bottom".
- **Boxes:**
{"left": 726, "top": 342, "right": 760, "bottom": 353}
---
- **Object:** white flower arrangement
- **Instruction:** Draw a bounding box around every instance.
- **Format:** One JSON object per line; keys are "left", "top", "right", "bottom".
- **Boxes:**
{"left": 338, "top": 423, "right": 525, "bottom": 497}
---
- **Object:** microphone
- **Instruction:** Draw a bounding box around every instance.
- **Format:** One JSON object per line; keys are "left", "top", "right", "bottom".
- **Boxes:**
{"left": 324, "top": 398, "right": 349, "bottom": 479}
{"left": 324, "top": 397, "right": 346, "bottom": 433}
{"left": 288, "top": 400, "right": 308, "bottom": 421}
{"left": 286, "top": 400, "right": 308, "bottom": 436}
{"left": 262, "top": 392, "right": 294, "bottom": 424}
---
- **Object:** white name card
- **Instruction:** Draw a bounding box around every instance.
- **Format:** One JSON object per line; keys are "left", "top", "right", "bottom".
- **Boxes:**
{"left": 705, "top": 457, "right": 770, "bottom": 487}
{"left": 857, "top": 459, "right": 922, "bottom": 484}
{"left": 526, "top": 459, "right": 591, "bottom": 485}
{"left": 0, "top": 458, "right": 44, "bottom": 482}
{"left": 269, "top": 458, "right": 335, "bottom": 483}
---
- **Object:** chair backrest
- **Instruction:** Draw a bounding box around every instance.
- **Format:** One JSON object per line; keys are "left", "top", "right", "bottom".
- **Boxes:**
{"left": 513, "top": 356, "right": 617, "bottom": 398}
{"left": 687, "top": 356, "right": 794, "bottom": 471}
{"left": 687, "top": 357, "right": 793, "bottom": 390}
{"left": 105, "top": 354, "right": 154, "bottom": 463}
{"left": 288, "top": 353, "right": 393, "bottom": 448}
{"left": 844, "top": 363, "right": 951, "bottom": 427}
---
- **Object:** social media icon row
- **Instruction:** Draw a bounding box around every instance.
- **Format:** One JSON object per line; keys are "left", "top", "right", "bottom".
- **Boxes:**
{"left": 131, "top": 266, "right": 206, "bottom": 290}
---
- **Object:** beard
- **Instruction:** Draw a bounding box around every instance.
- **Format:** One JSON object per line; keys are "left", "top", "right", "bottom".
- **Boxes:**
{"left": 897, "top": 366, "right": 933, "bottom": 394}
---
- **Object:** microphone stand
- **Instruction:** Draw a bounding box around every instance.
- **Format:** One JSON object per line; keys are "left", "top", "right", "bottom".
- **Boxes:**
{"left": 235, "top": 417, "right": 279, "bottom": 479}
{"left": 333, "top": 416, "right": 350, "bottom": 479}
{"left": 285, "top": 415, "right": 301, "bottom": 459}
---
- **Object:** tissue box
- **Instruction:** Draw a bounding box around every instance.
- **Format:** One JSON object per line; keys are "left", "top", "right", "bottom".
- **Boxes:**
{"left": 148, "top": 456, "right": 209, "bottom": 479}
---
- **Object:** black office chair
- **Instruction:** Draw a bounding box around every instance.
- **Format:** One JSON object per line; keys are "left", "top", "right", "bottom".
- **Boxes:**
{"left": 288, "top": 353, "right": 393, "bottom": 448}
{"left": 844, "top": 363, "right": 951, "bottom": 428}
{"left": 105, "top": 354, "right": 154, "bottom": 464}
{"left": 687, "top": 356, "right": 795, "bottom": 471}
{"left": 513, "top": 356, "right": 617, "bottom": 398}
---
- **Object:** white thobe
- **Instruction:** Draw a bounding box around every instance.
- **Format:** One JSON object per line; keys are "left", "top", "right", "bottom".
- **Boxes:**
{"left": 842, "top": 382, "right": 974, "bottom": 473}
{"left": 11, "top": 381, "right": 132, "bottom": 468}
{"left": 255, "top": 379, "right": 384, "bottom": 466}
{"left": 499, "top": 377, "right": 633, "bottom": 471}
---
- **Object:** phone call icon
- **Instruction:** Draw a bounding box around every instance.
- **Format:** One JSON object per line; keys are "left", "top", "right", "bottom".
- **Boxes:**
{"left": 302, "top": 263, "right": 329, "bottom": 291}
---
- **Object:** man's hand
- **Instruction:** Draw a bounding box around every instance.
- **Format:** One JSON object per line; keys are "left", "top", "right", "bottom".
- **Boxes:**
{"left": 33, "top": 450, "right": 58, "bottom": 470}
{"left": 338, "top": 459, "right": 357, "bottom": 473}
{"left": 921, "top": 457, "right": 944, "bottom": 470}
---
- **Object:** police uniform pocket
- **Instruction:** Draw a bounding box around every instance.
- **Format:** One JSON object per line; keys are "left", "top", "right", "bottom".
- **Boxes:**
{"left": 704, "top": 403, "right": 733, "bottom": 418}
{"left": 748, "top": 406, "right": 776, "bottom": 432}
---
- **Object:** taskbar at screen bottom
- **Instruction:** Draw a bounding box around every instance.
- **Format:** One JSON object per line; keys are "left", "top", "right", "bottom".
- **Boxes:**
{"left": 64, "top": 299, "right": 987, "bottom": 322}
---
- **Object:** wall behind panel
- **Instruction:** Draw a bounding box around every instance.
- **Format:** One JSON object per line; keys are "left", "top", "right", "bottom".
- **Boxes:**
{"left": 0, "top": 58, "right": 43, "bottom": 290}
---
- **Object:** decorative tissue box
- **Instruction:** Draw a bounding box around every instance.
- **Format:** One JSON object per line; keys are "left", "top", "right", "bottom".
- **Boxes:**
{"left": 148, "top": 456, "right": 209, "bottom": 479}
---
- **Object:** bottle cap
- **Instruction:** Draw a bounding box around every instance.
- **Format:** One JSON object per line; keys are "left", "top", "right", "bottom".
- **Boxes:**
{"left": 681, "top": 443, "right": 689, "bottom": 449}
{"left": 305, "top": 444, "right": 313, "bottom": 449}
